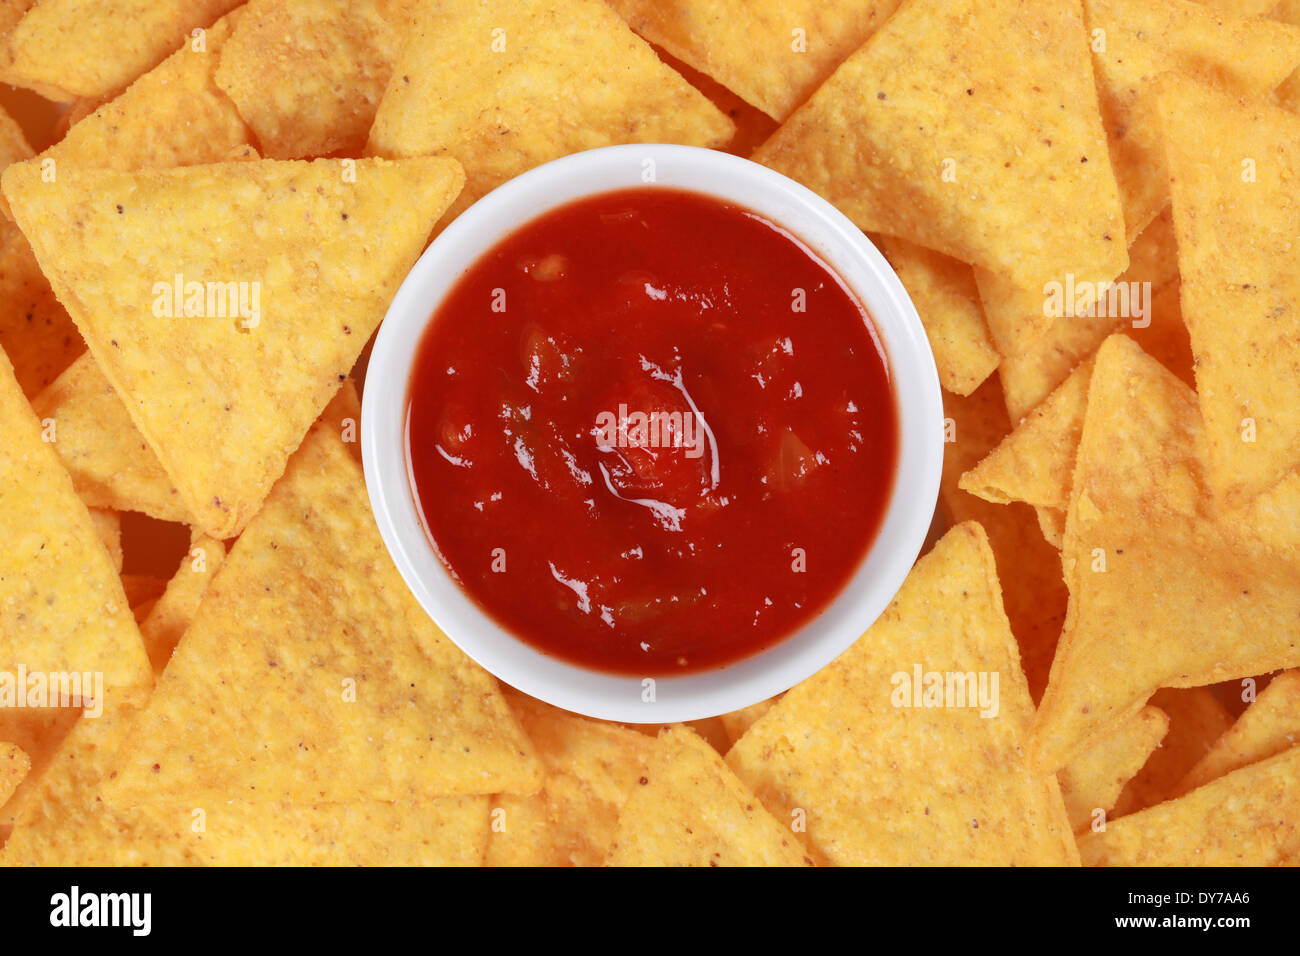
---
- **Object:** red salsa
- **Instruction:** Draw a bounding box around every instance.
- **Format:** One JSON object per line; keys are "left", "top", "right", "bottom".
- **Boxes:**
{"left": 407, "top": 187, "right": 897, "bottom": 675}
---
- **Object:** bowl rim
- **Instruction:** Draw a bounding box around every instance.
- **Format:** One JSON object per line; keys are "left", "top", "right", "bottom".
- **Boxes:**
{"left": 362, "top": 143, "right": 943, "bottom": 723}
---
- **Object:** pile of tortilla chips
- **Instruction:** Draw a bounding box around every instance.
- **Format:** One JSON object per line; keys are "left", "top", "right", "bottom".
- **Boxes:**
{"left": 1, "top": 0, "right": 1298, "bottom": 867}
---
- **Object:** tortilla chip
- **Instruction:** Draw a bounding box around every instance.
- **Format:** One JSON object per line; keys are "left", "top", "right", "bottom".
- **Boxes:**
{"left": 648, "top": 43, "right": 778, "bottom": 158}
{"left": 1078, "top": 746, "right": 1300, "bottom": 865}
{"left": 719, "top": 698, "right": 779, "bottom": 748}
{"left": 4, "top": 155, "right": 465, "bottom": 538}
{"left": 0, "top": 346, "right": 153, "bottom": 698}
{"left": 1159, "top": 75, "right": 1300, "bottom": 503}
{"left": 1110, "top": 687, "right": 1234, "bottom": 815}
{"left": 0, "top": 741, "right": 28, "bottom": 808}
{"left": 103, "top": 417, "right": 542, "bottom": 808}
{"left": 215, "top": 0, "right": 411, "bottom": 159}
{"left": 138, "top": 537, "right": 226, "bottom": 675}
{"left": 1058, "top": 705, "right": 1168, "bottom": 832}
{"left": 30, "top": 353, "right": 190, "bottom": 524}
{"left": 31, "top": 10, "right": 251, "bottom": 176}
{"left": 942, "top": 383, "right": 1068, "bottom": 701}
{"left": 605, "top": 725, "right": 813, "bottom": 866}
{"left": 752, "top": 0, "right": 1126, "bottom": 290}
{"left": 366, "top": 0, "right": 733, "bottom": 219}
{"left": 1085, "top": 0, "right": 1300, "bottom": 242}
{"left": 86, "top": 507, "right": 122, "bottom": 574}
{"left": 873, "top": 234, "right": 999, "bottom": 395}
{"left": 727, "top": 523, "right": 1078, "bottom": 865}
{"left": 0, "top": 0, "right": 243, "bottom": 101}
{"left": 607, "top": 0, "right": 903, "bottom": 121}
{"left": 0, "top": 708, "right": 79, "bottom": 826}
{"left": 1178, "top": 671, "right": 1300, "bottom": 794}
{"left": 0, "top": 215, "right": 82, "bottom": 398}
{"left": 486, "top": 693, "right": 652, "bottom": 866}
{"left": 1031, "top": 336, "right": 1300, "bottom": 772}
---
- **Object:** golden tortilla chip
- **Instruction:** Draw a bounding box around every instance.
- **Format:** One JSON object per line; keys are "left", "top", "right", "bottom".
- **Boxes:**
{"left": 1110, "top": 687, "right": 1234, "bottom": 816}
{"left": 0, "top": 0, "right": 243, "bottom": 101}
{"left": 719, "top": 698, "right": 779, "bottom": 748}
{"left": 1058, "top": 705, "right": 1168, "bottom": 832}
{"left": 873, "top": 234, "right": 999, "bottom": 395}
{"left": 1085, "top": 0, "right": 1300, "bottom": 242}
{"left": 31, "top": 353, "right": 190, "bottom": 524}
{"left": 366, "top": 0, "right": 733, "bottom": 219}
{"left": 215, "top": 0, "right": 411, "bottom": 159}
{"left": 1159, "top": 75, "right": 1300, "bottom": 503}
{"left": 0, "top": 347, "right": 153, "bottom": 698}
{"left": 1078, "top": 746, "right": 1300, "bottom": 865}
{"left": 0, "top": 218, "right": 82, "bottom": 399}
{"left": 0, "top": 708, "right": 79, "bottom": 826}
{"left": 486, "top": 693, "right": 653, "bottom": 866}
{"left": 103, "top": 418, "right": 542, "bottom": 808}
{"left": 4, "top": 155, "right": 465, "bottom": 538}
{"left": 728, "top": 523, "right": 1078, "bottom": 865}
{"left": 752, "top": 0, "right": 1126, "bottom": 290}
{"left": 1032, "top": 336, "right": 1300, "bottom": 772}
{"left": 607, "top": 0, "right": 903, "bottom": 121}
{"left": 648, "top": 43, "right": 778, "bottom": 158}
{"left": 31, "top": 10, "right": 251, "bottom": 176}
{"left": 606, "top": 725, "right": 813, "bottom": 866}
{"left": 1178, "top": 671, "right": 1300, "bottom": 795}
{"left": 138, "top": 536, "right": 226, "bottom": 675}
{"left": 942, "top": 383, "right": 1067, "bottom": 701}
{"left": 0, "top": 741, "right": 27, "bottom": 808}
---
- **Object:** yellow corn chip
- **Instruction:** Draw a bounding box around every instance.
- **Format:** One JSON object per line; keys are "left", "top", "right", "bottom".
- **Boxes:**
{"left": 607, "top": 0, "right": 903, "bottom": 121}
{"left": 1085, "top": 0, "right": 1300, "bottom": 242}
{"left": 0, "top": 346, "right": 153, "bottom": 699}
{"left": 752, "top": 0, "right": 1126, "bottom": 290}
{"left": 486, "top": 693, "right": 652, "bottom": 866}
{"left": 366, "top": 0, "right": 733, "bottom": 219}
{"left": 727, "top": 523, "right": 1078, "bottom": 865}
{"left": 1159, "top": 75, "right": 1300, "bottom": 503}
{"left": 215, "top": 0, "right": 410, "bottom": 159}
{"left": 0, "top": 708, "right": 79, "bottom": 826}
{"left": 31, "top": 353, "right": 190, "bottom": 524}
{"left": 648, "top": 43, "right": 778, "bottom": 159}
{"left": 0, "top": 217, "right": 82, "bottom": 398}
{"left": 942, "top": 384, "right": 1067, "bottom": 701}
{"left": 138, "top": 536, "right": 226, "bottom": 675}
{"left": 1110, "top": 687, "right": 1234, "bottom": 816}
{"left": 873, "top": 234, "right": 999, "bottom": 396}
{"left": 1178, "top": 671, "right": 1300, "bottom": 794}
{"left": 1032, "top": 336, "right": 1300, "bottom": 772}
{"left": 103, "top": 418, "right": 543, "bottom": 808}
{"left": 1078, "top": 747, "right": 1300, "bottom": 865}
{"left": 32, "top": 10, "right": 251, "bottom": 175}
{"left": 0, "top": 0, "right": 243, "bottom": 101}
{"left": 606, "top": 725, "right": 812, "bottom": 866}
{"left": 719, "top": 698, "right": 779, "bottom": 748}
{"left": 0, "top": 741, "right": 27, "bottom": 808}
{"left": 4, "top": 156, "right": 465, "bottom": 538}
{"left": 1058, "top": 705, "right": 1168, "bottom": 832}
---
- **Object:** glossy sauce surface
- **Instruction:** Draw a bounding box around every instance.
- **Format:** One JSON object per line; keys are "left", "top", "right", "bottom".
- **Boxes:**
{"left": 407, "top": 188, "right": 897, "bottom": 675}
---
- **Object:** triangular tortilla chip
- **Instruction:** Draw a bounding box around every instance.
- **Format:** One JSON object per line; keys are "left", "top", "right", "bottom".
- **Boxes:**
{"left": 0, "top": 708, "right": 80, "bottom": 826}
{"left": 727, "top": 523, "right": 1079, "bottom": 865}
{"left": 0, "top": 0, "right": 242, "bottom": 100}
{"left": 873, "top": 233, "right": 999, "bottom": 396}
{"left": 607, "top": 0, "right": 903, "bottom": 121}
{"left": 215, "top": 0, "right": 410, "bottom": 159}
{"left": 1178, "top": 671, "right": 1300, "bottom": 795}
{"left": 1078, "top": 746, "right": 1300, "bottom": 865}
{"left": 138, "top": 536, "right": 225, "bottom": 674}
{"left": 1085, "top": 0, "right": 1300, "bottom": 242}
{"left": 1159, "top": 76, "right": 1300, "bottom": 503}
{"left": 0, "top": 741, "right": 29, "bottom": 809}
{"left": 647, "top": 44, "right": 778, "bottom": 158}
{"left": 605, "top": 725, "right": 812, "bottom": 866}
{"left": 752, "top": 0, "right": 1126, "bottom": 290}
{"left": 1058, "top": 705, "right": 1168, "bottom": 832}
{"left": 486, "top": 693, "right": 653, "bottom": 866}
{"left": 103, "top": 417, "right": 543, "bottom": 808}
{"left": 1110, "top": 686, "right": 1233, "bottom": 815}
{"left": 0, "top": 346, "right": 153, "bottom": 699}
{"left": 3, "top": 156, "right": 465, "bottom": 537}
{"left": 31, "top": 353, "right": 189, "bottom": 524}
{"left": 366, "top": 0, "right": 733, "bottom": 218}
{"left": 1032, "top": 336, "right": 1300, "bottom": 771}
{"left": 718, "top": 698, "right": 779, "bottom": 748}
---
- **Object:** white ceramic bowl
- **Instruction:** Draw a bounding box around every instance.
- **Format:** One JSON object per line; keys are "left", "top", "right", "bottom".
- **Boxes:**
{"left": 362, "top": 144, "right": 942, "bottom": 724}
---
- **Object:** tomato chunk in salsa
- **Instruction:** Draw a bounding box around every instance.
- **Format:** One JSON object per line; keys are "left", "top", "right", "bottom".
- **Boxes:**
{"left": 407, "top": 187, "right": 898, "bottom": 675}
